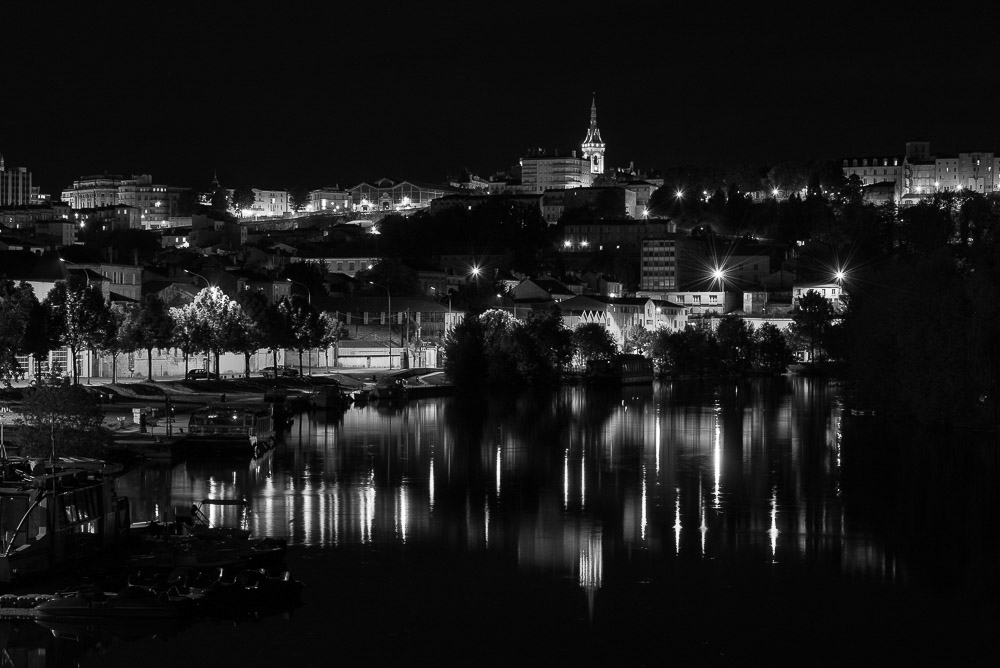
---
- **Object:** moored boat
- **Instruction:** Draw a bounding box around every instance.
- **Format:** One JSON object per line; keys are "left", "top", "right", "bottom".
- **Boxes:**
{"left": 0, "top": 457, "right": 130, "bottom": 586}
{"left": 181, "top": 405, "right": 276, "bottom": 458}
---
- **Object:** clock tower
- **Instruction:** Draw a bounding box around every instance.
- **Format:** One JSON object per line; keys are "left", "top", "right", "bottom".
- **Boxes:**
{"left": 581, "top": 94, "right": 606, "bottom": 175}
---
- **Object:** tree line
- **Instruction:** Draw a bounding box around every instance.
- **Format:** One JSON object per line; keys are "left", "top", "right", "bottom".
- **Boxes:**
{"left": 0, "top": 276, "right": 348, "bottom": 386}
{"left": 444, "top": 308, "right": 807, "bottom": 388}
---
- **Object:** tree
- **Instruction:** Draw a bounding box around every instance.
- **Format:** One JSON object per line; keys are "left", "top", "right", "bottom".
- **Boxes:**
{"left": 0, "top": 280, "right": 36, "bottom": 385}
{"left": 211, "top": 186, "right": 231, "bottom": 214}
{"left": 443, "top": 315, "right": 488, "bottom": 389}
{"left": 316, "top": 311, "right": 349, "bottom": 369}
{"left": 289, "top": 186, "right": 310, "bottom": 213}
{"left": 516, "top": 305, "right": 573, "bottom": 385}
{"left": 572, "top": 323, "right": 618, "bottom": 366}
{"left": 752, "top": 323, "right": 794, "bottom": 374}
{"left": 16, "top": 380, "right": 112, "bottom": 458}
{"left": 715, "top": 314, "right": 754, "bottom": 374}
{"left": 228, "top": 311, "right": 265, "bottom": 378}
{"left": 98, "top": 303, "right": 136, "bottom": 384}
{"left": 123, "top": 294, "right": 174, "bottom": 380}
{"left": 171, "top": 287, "right": 245, "bottom": 376}
{"left": 231, "top": 186, "right": 256, "bottom": 216}
{"left": 170, "top": 302, "right": 203, "bottom": 377}
{"left": 45, "top": 276, "right": 113, "bottom": 384}
{"left": 790, "top": 290, "right": 835, "bottom": 362}
{"left": 277, "top": 296, "right": 317, "bottom": 376}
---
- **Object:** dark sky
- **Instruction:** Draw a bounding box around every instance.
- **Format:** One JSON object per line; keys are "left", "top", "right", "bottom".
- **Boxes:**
{"left": 3, "top": 1, "right": 998, "bottom": 195}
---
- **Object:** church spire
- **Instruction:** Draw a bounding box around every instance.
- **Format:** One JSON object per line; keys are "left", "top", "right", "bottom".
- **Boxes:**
{"left": 581, "top": 93, "right": 605, "bottom": 175}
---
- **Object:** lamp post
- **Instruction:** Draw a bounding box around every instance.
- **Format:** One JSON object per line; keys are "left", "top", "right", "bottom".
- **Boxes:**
{"left": 59, "top": 258, "right": 90, "bottom": 287}
{"left": 286, "top": 278, "right": 311, "bottom": 306}
{"left": 370, "top": 281, "right": 392, "bottom": 369}
{"left": 184, "top": 269, "right": 211, "bottom": 287}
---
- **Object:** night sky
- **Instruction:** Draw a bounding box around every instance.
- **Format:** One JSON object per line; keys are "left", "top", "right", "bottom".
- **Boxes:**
{"left": 3, "top": 2, "right": 997, "bottom": 195}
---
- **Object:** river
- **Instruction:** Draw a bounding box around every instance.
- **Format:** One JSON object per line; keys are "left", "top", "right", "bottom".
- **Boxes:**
{"left": 4, "top": 377, "right": 998, "bottom": 666}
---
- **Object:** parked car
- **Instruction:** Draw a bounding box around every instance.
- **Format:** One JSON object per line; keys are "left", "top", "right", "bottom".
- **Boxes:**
{"left": 260, "top": 365, "right": 299, "bottom": 378}
{"left": 186, "top": 368, "right": 218, "bottom": 380}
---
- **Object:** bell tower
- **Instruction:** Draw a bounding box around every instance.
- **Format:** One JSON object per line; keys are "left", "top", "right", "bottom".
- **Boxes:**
{"left": 581, "top": 94, "right": 606, "bottom": 175}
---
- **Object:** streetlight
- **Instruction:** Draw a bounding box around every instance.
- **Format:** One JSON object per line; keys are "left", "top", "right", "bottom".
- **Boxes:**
{"left": 184, "top": 269, "right": 212, "bottom": 287}
{"left": 59, "top": 258, "right": 90, "bottom": 287}
{"left": 286, "top": 278, "right": 311, "bottom": 306}
{"left": 370, "top": 280, "right": 392, "bottom": 369}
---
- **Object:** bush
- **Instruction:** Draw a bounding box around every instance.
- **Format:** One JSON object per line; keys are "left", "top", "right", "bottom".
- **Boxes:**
{"left": 15, "top": 380, "right": 112, "bottom": 458}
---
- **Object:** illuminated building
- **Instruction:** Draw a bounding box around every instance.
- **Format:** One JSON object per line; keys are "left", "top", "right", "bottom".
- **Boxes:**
{"left": 61, "top": 174, "right": 187, "bottom": 228}
{"left": 350, "top": 178, "right": 460, "bottom": 212}
{"left": 518, "top": 149, "right": 593, "bottom": 193}
{"left": 308, "top": 186, "right": 351, "bottom": 212}
{"left": 0, "top": 154, "right": 34, "bottom": 206}
{"left": 844, "top": 141, "right": 1000, "bottom": 204}
{"left": 251, "top": 188, "right": 289, "bottom": 217}
{"left": 580, "top": 95, "right": 606, "bottom": 175}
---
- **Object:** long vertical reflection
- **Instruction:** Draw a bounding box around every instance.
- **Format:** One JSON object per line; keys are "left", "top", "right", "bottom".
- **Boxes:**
{"left": 699, "top": 478, "right": 707, "bottom": 557}
{"left": 640, "top": 464, "right": 647, "bottom": 542}
{"left": 495, "top": 445, "right": 501, "bottom": 496}
{"left": 429, "top": 456, "right": 435, "bottom": 511}
{"left": 673, "top": 486, "right": 681, "bottom": 555}
{"left": 713, "top": 412, "right": 722, "bottom": 509}
{"left": 580, "top": 453, "right": 586, "bottom": 510}
{"left": 769, "top": 485, "right": 779, "bottom": 561}
{"left": 563, "top": 448, "right": 569, "bottom": 510}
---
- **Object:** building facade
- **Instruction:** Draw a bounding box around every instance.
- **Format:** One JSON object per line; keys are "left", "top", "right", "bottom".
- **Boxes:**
{"left": 0, "top": 155, "right": 33, "bottom": 207}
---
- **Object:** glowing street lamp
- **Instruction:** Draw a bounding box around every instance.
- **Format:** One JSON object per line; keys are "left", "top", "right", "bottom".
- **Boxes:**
{"left": 471, "top": 265, "right": 481, "bottom": 278}
{"left": 675, "top": 189, "right": 684, "bottom": 200}
{"left": 184, "top": 269, "right": 211, "bottom": 287}
{"left": 772, "top": 188, "right": 780, "bottom": 197}
{"left": 564, "top": 240, "right": 572, "bottom": 249}
{"left": 710, "top": 266, "right": 727, "bottom": 289}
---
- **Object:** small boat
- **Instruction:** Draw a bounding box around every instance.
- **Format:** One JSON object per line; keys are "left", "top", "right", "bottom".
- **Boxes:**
{"left": 584, "top": 354, "right": 655, "bottom": 385}
{"left": 181, "top": 405, "right": 276, "bottom": 458}
{"left": 33, "top": 586, "right": 198, "bottom": 620}
{"left": 0, "top": 457, "right": 130, "bottom": 585}
{"left": 371, "top": 375, "right": 408, "bottom": 402}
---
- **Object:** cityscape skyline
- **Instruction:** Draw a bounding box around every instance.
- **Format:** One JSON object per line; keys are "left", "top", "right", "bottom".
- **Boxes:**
{"left": 3, "top": 3, "right": 997, "bottom": 194}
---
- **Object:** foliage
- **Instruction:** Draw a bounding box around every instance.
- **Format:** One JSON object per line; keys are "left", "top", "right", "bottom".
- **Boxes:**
{"left": 15, "top": 380, "right": 112, "bottom": 457}
{"left": 44, "top": 276, "right": 113, "bottom": 384}
{"left": 0, "top": 280, "right": 36, "bottom": 385}
{"left": 790, "top": 290, "right": 835, "bottom": 362}
{"left": 231, "top": 186, "right": 256, "bottom": 215}
{"left": 97, "top": 302, "right": 136, "bottom": 384}
{"left": 573, "top": 323, "right": 618, "bottom": 366}
{"left": 169, "top": 287, "right": 246, "bottom": 374}
{"left": 443, "top": 315, "right": 488, "bottom": 389}
{"left": 277, "top": 296, "right": 318, "bottom": 374}
{"left": 715, "top": 314, "right": 754, "bottom": 374}
{"left": 122, "top": 294, "right": 174, "bottom": 380}
{"left": 289, "top": 186, "right": 310, "bottom": 212}
{"left": 652, "top": 327, "right": 719, "bottom": 376}
{"left": 623, "top": 325, "right": 654, "bottom": 356}
{"left": 752, "top": 323, "right": 794, "bottom": 374}
{"left": 444, "top": 307, "right": 570, "bottom": 388}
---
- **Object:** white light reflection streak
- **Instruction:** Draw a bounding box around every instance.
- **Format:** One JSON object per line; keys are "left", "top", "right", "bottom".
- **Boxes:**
{"left": 399, "top": 486, "right": 408, "bottom": 544}
{"left": 655, "top": 417, "right": 661, "bottom": 475}
{"left": 673, "top": 486, "right": 682, "bottom": 555}
{"left": 699, "top": 478, "right": 707, "bottom": 557}
{"left": 580, "top": 453, "right": 586, "bottom": 510}
{"left": 563, "top": 448, "right": 569, "bottom": 509}
{"left": 579, "top": 528, "right": 603, "bottom": 592}
{"left": 640, "top": 464, "right": 647, "bottom": 541}
{"left": 713, "top": 416, "right": 722, "bottom": 509}
{"left": 361, "top": 468, "right": 375, "bottom": 544}
{"left": 429, "top": 457, "right": 435, "bottom": 511}
{"left": 769, "top": 485, "right": 779, "bottom": 560}
{"left": 484, "top": 497, "right": 490, "bottom": 548}
{"left": 495, "top": 445, "right": 501, "bottom": 496}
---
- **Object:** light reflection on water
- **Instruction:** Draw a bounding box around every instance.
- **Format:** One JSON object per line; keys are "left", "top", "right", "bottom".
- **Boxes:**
{"left": 120, "top": 377, "right": 881, "bottom": 586}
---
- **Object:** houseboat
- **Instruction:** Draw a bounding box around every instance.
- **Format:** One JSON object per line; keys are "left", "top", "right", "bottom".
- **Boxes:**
{"left": 0, "top": 457, "right": 131, "bottom": 585}
{"left": 584, "top": 354, "right": 655, "bottom": 385}
{"left": 182, "top": 405, "right": 276, "bottom": 458}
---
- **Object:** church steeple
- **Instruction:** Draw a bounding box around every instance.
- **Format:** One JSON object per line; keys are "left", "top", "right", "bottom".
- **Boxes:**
{"left": 581, "top": 93, "right": 605, "bottom": 175}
